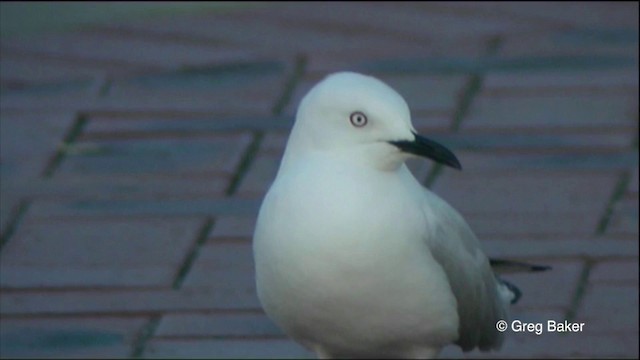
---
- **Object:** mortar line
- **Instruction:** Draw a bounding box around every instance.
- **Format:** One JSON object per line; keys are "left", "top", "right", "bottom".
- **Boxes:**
{"left": 424, "top": 36, "right": 503, "bottom": 188}
{"left": 41, "top": 114, "right": 89, "bottom": 178}
{"left": 0, "top": 200, "right": 29, "bottom": 251}
{"left": 131, "top": 315, "right": 162, "bottom": 358}
{"left": 224, "top": 131, "right": 265, "bottom": 196}
{"left": 449, "top": 74, "right": 484, "bottom": 133}
{"left": 138, "top": 217, "right": 214, "bottom": 355}
{"left": 564, "top": 258, "right": 595, "bottom": 323}
{"left": 171, "top": 218, "right": 216, "bottom": 289}
{"left": 224, "top": 54, "right": 308, "bottom": 196}
{"left": 451, "top": 35, "right": 503, "bottom": 132}
{"left": 272, "top": 53, "right": 308, "bottom": 117}
{"left": 41, "top": 75, "right": 112, "bottom": 178}
{"left": 595, "top": 170, "right": 632, "bottom": 236}
{"left": 97, "top": 76, "right": 113, "bottom": 97}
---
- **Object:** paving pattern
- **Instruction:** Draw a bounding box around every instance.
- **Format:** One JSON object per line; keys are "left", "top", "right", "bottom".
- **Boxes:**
{"left": 1, "top": 2, "right": 638, "bottom": 358}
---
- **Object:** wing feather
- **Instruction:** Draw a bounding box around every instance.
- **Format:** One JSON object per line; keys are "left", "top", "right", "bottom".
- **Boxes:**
{"left": 421, "top": 189, "right": 509, "bottom": 352}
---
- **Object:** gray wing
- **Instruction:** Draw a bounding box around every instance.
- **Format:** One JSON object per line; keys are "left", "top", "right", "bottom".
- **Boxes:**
{"left": 421, "top": 189, "right": 509, "bottom": 352}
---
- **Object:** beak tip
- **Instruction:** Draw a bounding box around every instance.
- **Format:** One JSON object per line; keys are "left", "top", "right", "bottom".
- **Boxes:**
{"left": 389, "top": 135, "right": 462, "bottom": 170}
{"left": 452, "top": 158, "right": 463, "bottom": 171}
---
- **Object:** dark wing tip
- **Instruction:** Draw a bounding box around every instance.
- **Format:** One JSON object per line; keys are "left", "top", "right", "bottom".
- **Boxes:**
{"left": 499, "top": 279, "right": 522, "bottom": 304}
{"left": 490, "top": 258, "right": 552, "bottom": 273}
{"left": 530, "top": 264, "right": 553, "bottom": 272}
{"left": 450, "top": 157, "right": 463, "bottom": 171}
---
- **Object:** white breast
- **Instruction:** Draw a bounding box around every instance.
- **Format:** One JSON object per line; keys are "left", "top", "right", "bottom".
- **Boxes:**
{"left": 253, "top": 157, "right": 459, "bottom": 353}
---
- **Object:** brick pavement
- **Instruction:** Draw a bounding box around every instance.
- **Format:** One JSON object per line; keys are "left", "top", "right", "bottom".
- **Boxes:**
{"left": 0, "top": 2, "right": 638, "bottom": 359}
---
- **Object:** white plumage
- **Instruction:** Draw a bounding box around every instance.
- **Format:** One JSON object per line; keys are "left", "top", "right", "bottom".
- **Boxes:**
{"left": 253, "top": 72, "right": 513, "bottom": 358}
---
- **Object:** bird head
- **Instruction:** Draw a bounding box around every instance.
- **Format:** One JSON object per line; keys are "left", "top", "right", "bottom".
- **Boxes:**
{"left": 286, "top": 72, "right": 461, "bottom": 171}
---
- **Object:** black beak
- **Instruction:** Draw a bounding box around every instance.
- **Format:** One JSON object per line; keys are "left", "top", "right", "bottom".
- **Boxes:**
{"left": 389, "top": 132, "right": 462, "bottom": 170}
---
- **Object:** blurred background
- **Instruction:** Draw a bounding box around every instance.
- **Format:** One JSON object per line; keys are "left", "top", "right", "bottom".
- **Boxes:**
{"left": 0, "top": 2, "right": 638, "bottom": 359}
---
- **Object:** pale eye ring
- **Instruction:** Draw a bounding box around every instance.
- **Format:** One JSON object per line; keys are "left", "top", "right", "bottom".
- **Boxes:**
{"left": 349, "top": 111, "right": 368, "bottom": 127}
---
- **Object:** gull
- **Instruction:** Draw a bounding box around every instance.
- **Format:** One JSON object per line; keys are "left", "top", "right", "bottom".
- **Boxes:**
{"left": 253, "top": 72, "right": 548, "bottom": 359}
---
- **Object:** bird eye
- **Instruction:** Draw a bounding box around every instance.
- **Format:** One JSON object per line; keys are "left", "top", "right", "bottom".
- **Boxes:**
{"left": 349, "top": 111, "right": 368, "bottom": 127}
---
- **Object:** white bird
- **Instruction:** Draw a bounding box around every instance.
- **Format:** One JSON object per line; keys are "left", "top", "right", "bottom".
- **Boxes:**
{"left": 253, "top": 72, "right": 547, "bottom": 359}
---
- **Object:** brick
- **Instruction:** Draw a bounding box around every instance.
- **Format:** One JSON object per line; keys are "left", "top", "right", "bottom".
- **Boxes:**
{"left": 490, "top": 49, "right": 637, "bottom": 73}
{"left": 91, "top": 71, "right": 284, "bottom": 116}
{"left": 2, "top": 31, "right": 256, "bottom": 70}
{"left": 0, "top": 316, "right": 147, "bottom": 359}
{"left": 630, "top": 167, "right": 639, "bottom": 195}
{"left": 181, "top": 243, "right": 254, "bottom": 291}
{"left": 377, "top": 74, "right": 467, "bottom": 114}
{"left": 462, "top": 332, "right": 638, "bottom": 358}
{"left": 483, "top": 238, "right": 638, "bottom": 259}
{"left": 27, "top": 198, "right": 262, "bottom": 219}
{"left": 0, "top": 217, "right": 203, "bottom": 288}
{"left": 306, "top": 37, "right": 487, "bottom": 75}
{"left": 590, "top": 260, "right": 640, "bottom": 284}
{"left": 614, "top": 197, "right": 639, "bottom": 217}
{"left": 144, "top": 338, "right": 313, "bottom": 359}
{"left": 0, "top": 55, "right": 102, "bottom": 86}
{"left": 111, "top": 9, "right": 415, "bottom": 58}
{"left": 463, "top": 92, "right": 638, "bottom": 131}
{"left": 278, "top": 77, "right": 318, "bottom": 117}
{"left": 576, "top": 284, "right": 639, "bottom": 334}
{"left": 262, "top": 5, "right": 440, "bottom": 53}
{"left": 0, "top": 111, "right": 73, "bottom": 161}
{"left": 236, "top": 154, "right": 281, "bottom": 197}
{"left": 209, "top": 216, "right": 257, "bottom": 241}
{"left": 55, "top": 133, "right": 252, "bottom": 177}
{"left": 101, "top": 13, "right": 284, "bottom": 54}
{"left": 551, "top": 26, "right": 640, "bottom": 47}
{"left": 0, "top": 85, "right": 97, "bottom": 111}
{"left": 273, "top": 2, "right": 536, "bottom": 41}
{"left": 483, "top": 68, "right": 639, "bottom": 93}
{"left": 450, "top": 150, "right": 638, "bottom": 171}
{"left": 431, "top": 170, "right": 618, "bottom": 216}
{"left": 2, "top": 175, "right": 228, "bottom": 201}
{"left": 606, "top": 198, "right": 640, "bottom": 238}
{"left": 0, "top": 111, "right": 76, "bottom": 178}
{"left": 83, "top": 114, "right": 292, "bottom": 136}
{"left": 357, "top": 56, "right": 486, "bottom": 77}
{"left": 0, "top": 193, "right": 23, "bottom": 237}
{"left": 411, "top": 115, "right": 455, "bottom": 134}
{"left": 466, "top": 212, "right": 601, "bottom": 238}
{"left": 0, "top": 288, "right": 261, "bottom": 316}
{"left": 483, "top": 2, "right": 639, "bottom": 33}
{"left": 441, "top": 131, "right": 635, "bottom": 152}
{"left": 497, "top": 33, "right": 638, "bottom": 68}
{"left": 167, "top": 7, "right": 429, "bottom": 53}
{"left": 357, "top": 22, "right": 637, "bottom": 74}
{"left": 4, "top": 66, "right": 285, "bottom": 116}
{"left": 155, "top": 312, "right": 283, "bottom": 338}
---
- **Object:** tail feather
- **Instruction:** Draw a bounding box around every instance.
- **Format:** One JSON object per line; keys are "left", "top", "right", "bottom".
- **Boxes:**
{"left": 490, "top": 258, "right": 552, "bottom": 274}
